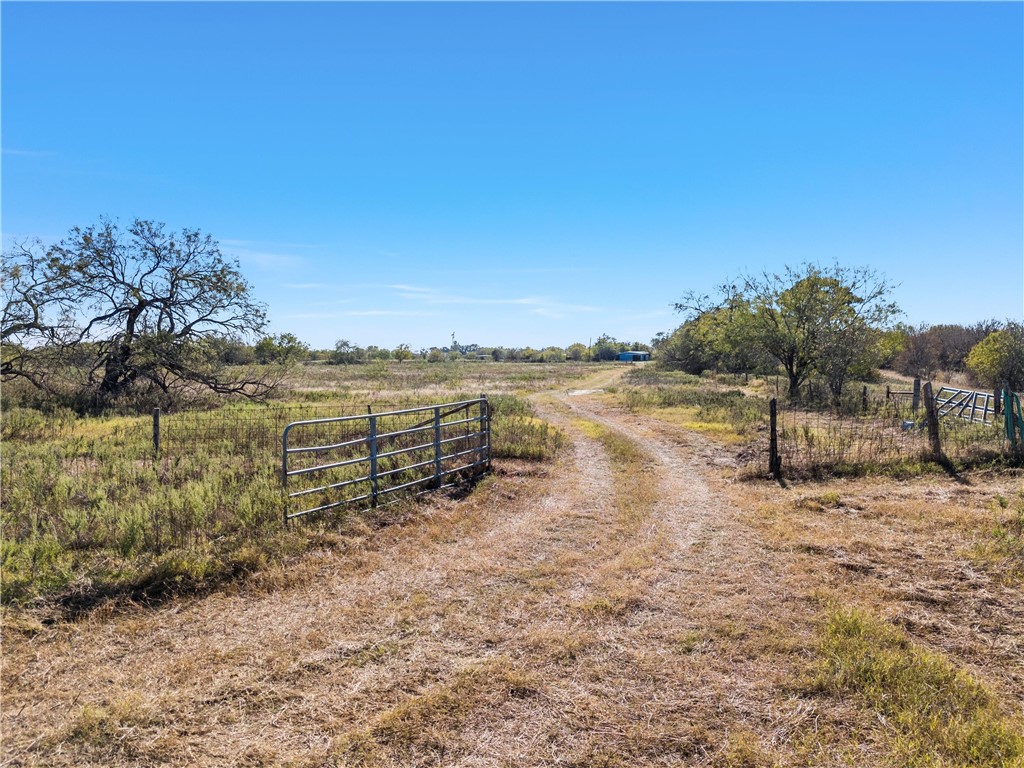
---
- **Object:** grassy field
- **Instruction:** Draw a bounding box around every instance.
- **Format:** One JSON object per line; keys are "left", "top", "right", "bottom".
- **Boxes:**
{"left": 0, "top": 362, "right": 582, "bottom": 611}
{"left": 3, "top": 361, "right": 1022, "bottom": 767}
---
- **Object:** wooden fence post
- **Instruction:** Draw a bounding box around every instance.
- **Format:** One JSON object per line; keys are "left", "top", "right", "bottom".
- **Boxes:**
{"left": 912, "top": 377, "right": 921, "bottom": 414}
{"left": 862, "top": 385, "right": 868, "bottom": 413}
{"left": 152, "top": 407, "right": 161, "bottom": 455}
{"left": 769, "top": 398, "right": 782, "bottom": 478}
{"left": 922, "top": 382, "right": 942, "bottom": 458}
{"left": 994, "top": 386, "right": 1002, "bottom": 417}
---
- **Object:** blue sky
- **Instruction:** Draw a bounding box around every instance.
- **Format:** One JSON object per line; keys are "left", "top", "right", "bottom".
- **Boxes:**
{"left": 3, "top": 2, "right": 1022, "bottom": 351}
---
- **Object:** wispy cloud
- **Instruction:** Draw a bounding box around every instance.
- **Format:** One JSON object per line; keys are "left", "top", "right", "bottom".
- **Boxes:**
{"left": 391, "top": 285, "right": 533, "bottom": 307}
{"left": 222, "top": 238, "right": 320, "bottom": 251}
{"left": 617, "top": 308, "right": 676, "bottom": 322}
{"left": 485, "top": 266, "right": 585, "bottom": 276}
{"left": 387, "top": 284, "right": 601, "bottom": 315}
{"left": 288, "top": 309, "right": 437, "bottom": 320}
{"left": 1, "top": 148, "right": 54, "bottom": 158}
{"left": 221, "top": 239, "right": 306, "bottom": 269}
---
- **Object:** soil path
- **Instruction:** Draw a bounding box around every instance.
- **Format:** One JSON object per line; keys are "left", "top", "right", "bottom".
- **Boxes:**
{"left": 2, "top": 369, "right": 818, "bottom": 767}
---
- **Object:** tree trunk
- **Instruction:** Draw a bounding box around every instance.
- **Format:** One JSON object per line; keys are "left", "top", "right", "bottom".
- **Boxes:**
{"left": 787, "top": 371, "right": 801, "bottom": 399}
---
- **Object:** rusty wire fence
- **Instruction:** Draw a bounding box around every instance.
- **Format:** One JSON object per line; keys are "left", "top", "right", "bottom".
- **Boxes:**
{"left": 155, "top": 402, "right": 418, "bottom": 456}
{"left": 95, "top": 394, "right": 555, "bottom": 468}
{"left": 763, "top": 397, "right": 1008, "bottom": 478}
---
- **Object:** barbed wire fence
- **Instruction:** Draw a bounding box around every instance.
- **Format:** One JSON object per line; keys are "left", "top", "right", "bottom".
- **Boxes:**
{"left": 154, "top": 403, "right": 420, "bottom": 456}
{"left": 752, "top": 387, "right": 1011, "bottom": 479}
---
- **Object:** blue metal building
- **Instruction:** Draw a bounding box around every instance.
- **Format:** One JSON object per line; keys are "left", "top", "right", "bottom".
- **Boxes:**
{"left": 617, "top": 351, "right": 651, "bottom": 362}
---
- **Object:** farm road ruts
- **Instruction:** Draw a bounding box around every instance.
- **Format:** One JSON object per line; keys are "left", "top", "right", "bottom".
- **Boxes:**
{"left": 3, "top": 374, "right": 822, "bottom": 767}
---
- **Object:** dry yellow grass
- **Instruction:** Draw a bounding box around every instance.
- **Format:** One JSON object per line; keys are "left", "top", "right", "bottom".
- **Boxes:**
{"left": 3, "top": 367, "right": 1021, "bottom": 766}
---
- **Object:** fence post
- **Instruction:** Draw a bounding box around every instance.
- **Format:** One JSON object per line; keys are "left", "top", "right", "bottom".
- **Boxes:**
{"left": 912, "top": 377, "right": 921, "bottom": 414}
{"left": 369, "top": 414, "right": 379, "bottom": 507}
{"left": 922, "top": 382, "right": 943, "bottom": 458}
{"left": 995, "top": 386, "right": 1002, "bottom": 417}
{"left": 769, "top": 398, "right": 782, "bottom": 478}
{"left": 862, "top": 386, "right": 868, "bottom": 413}
{"left": 152, "top": 408, "right": 161, "bottom": 455}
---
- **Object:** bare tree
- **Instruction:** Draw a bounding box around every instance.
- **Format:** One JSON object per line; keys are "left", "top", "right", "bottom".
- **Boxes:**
{"left": 2, "top": 218, "right": 278, "bottom": 411}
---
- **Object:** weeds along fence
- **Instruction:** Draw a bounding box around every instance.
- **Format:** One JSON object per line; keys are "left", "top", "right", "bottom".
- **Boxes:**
{"left": 0, "top": 393, "right": 565, "bottom": 604}
{"left": 770, "top": 396, "right": 1009, "bottom": 477}
{"left": 118, "top": 395, "right": 562, "bottom": 461}
{"left": 0, "top": 394, "right": 563, "bottom": 466}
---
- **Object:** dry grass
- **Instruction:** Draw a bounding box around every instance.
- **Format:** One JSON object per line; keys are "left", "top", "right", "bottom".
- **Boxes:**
{"left": 4, "top": 366, "right": 1021, "bottom": 767}
{"left": 731, "top": 470, "right": 1024, "bottom": 765}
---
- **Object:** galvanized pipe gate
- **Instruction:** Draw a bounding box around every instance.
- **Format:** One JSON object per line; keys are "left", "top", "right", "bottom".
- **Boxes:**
{"left": 281, "top": 397, "right": 491, "bottom": 522}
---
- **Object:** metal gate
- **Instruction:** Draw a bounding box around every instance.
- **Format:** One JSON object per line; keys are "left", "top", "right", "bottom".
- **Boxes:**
{"left": 282, "top": 397, "right": 491, "bottom": 522}
{"left": 934, "top": 386, "right": 999, "bottom": 424}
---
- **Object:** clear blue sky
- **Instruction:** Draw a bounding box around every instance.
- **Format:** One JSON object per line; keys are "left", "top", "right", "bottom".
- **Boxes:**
{"left": 3, "top": 1, "right": 1022, "bottom": 351}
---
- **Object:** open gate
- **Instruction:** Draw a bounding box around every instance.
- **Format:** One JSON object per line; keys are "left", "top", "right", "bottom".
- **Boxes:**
{"left": 282, "top": 397, "right": 491, "bottom": 522}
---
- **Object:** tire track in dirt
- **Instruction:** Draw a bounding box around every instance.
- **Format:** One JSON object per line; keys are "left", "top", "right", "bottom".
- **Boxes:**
{"left": 3, "top": 374, "right": 820, "bottom": 767}
{"left": 1, "top": 393, "right": 632, "bottom": 766}
{"left": 534, "top": 387, "right": 821, "bottom": 757}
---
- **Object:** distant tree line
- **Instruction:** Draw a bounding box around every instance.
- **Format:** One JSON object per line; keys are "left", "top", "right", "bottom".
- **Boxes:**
{"left": 19, "top": 219, "right": 1016, "bottom": 418}
{"left": 233, "top": 334, "right": 651, "bottom": 366}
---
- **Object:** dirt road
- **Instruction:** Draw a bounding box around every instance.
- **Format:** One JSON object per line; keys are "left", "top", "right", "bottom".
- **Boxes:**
{"left": 0, "top": 372, "right": 892, "bottom": 766}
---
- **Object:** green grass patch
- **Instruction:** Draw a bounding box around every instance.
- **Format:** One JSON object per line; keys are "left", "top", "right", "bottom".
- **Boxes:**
{"left": 615, "top": 370, "right": 768, "bottom": 439}
{"left": 333, "top": 657, "right": 541, "bottom": 760}
{"left": 813, "top": 606, "right": 1024, "bottom": 767}
{"left": 571, "top": 417, "right": 659, "bottom": 536}
{"left": 490, "top": 395, "right": 565, "bottom": 460}
{"left": 2, "top": 391, "right": 566, "bottom": 610}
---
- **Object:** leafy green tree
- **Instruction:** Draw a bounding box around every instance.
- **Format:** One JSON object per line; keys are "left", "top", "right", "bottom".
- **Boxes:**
{"left": 427, "top": 348, "right": 444, "bottom": 363}
{"left": 254, "top": 333, "right": 309, "bottom": 364}
{"left": 966, "top": 323, "right": 1024, "bottom": 391}
{"left": 676, "top": 264, "right": 899, "bottom": 400}
{"left": 566, "top": 342, "right": 588, "bottom": 361}
{"left": 209, "top": 337, "right": 256, "bottom": 365}
{"left": 591, "top": 334, "right": 622, "bottom": 361}
{"left": 877, "top": 323, "right": 912, "bottom": 370}
{"left": 656, "top": 306, "right": 769, "bottom": 375}
{"left": 2, "top": 218, "right": 272, "bottom": 411}
{"left": 392, "top": 344, "right": 414, "bottom": 362}
{"left": 330, "top": 339, "right": 363, "bottom": 365}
